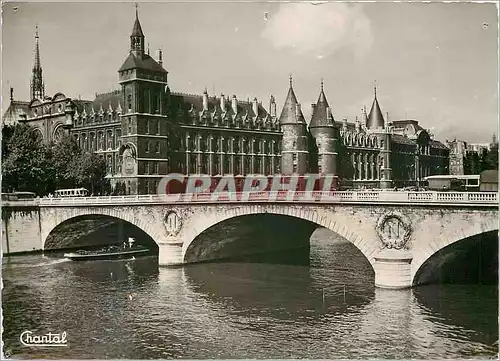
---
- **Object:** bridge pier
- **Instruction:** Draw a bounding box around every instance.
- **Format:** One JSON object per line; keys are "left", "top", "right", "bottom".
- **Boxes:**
{"left": 374, "top": 250, "right": 413, "bottom": 289}
{"left": 158, "top": 242, "right": 184, "bottom": 266}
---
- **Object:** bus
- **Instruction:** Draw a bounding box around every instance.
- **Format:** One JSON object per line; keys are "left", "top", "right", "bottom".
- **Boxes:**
{"left": 1, "top": 191, "right": 36, "bottom": 201}
{"left": 423, "top": 175, "right": 480, "bottom": 192}
{"left": 54, "top": 188, "right": 90, "bottom": 198}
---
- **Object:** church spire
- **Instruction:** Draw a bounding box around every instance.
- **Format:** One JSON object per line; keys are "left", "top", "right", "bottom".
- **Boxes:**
{"left": 130, "top": 3, "right": 145, "bottom": 56}
{"left": 30, "top": 24, "right": 45, "bottom": 100}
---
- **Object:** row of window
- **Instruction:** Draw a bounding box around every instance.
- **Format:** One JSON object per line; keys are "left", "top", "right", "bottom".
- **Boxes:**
{"left": 73, "top": 129, "right": 122, "bottom": 151}
{"left": 181, "top": 154, "right": 280, "bottom": 175}
{"left": 181, "top": 133, "right": 281, "bottom": 154}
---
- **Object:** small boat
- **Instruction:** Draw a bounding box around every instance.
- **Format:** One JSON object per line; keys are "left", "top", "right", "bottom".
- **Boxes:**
{"left": 64, "top": 238, "right": 149, "bottom": 261}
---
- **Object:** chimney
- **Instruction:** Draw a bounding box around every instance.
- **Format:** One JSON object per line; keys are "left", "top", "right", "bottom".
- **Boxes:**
{"left": 158, "top": 49, "right": 163, "bottom": 67}
{"left": 296, "top": 103, "right": 301, "bottom": 115}
{"left": 220, "top": 93, "right": 226, "bottom": 112}
{"left": 10, "top": 87, "right": 13, "bottom": 101}
{"left": 326, "top": 107, "right": 332, "bottom": 120}
{"left": 252, "top": 97, "right": 258, "bottom": 115}
{"left": 311, "top": 103, "right": 316, "bottom": 116}
{"left": 270, "top": 95, "right": 276, "bottom": 117}
{"left": 202, "top": 89, "right": 209, "bottom": 111}
{"left": 342, "top": 117, "right": 348, "bottom": 129}
{"left": 355, "top": 116, "right": 361, "bottom": 132}
{"left": 231, "top": 95, "right": 238, "bottom": 114}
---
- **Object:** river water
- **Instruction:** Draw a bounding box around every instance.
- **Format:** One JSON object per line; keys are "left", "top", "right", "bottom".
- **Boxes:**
{"left": 2, "top": 229, "right": 498, "bottom": 359}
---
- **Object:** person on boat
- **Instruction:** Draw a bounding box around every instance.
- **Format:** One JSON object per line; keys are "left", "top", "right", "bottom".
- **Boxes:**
{"left": 128, "top": 238, "right": 135, "bottom": 248}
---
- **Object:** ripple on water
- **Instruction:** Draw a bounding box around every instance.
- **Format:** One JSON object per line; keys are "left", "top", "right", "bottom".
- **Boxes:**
{"left": 2, "top": 238, "right": 498, "bottom": 359}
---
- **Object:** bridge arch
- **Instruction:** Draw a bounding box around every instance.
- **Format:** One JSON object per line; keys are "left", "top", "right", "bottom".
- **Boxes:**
{"left": 181, "top": 204, "right": 377, "bottom": 268}
{"left": 411, "top": 216, "right": 498, "bottom": 285}
{"left": 40, "top": 207, "right": 161, "bottom": 249}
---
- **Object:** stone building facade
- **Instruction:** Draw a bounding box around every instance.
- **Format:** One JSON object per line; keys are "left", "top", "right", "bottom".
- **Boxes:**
{"left": 3, "top": 9, "right": 450, "bottom": 194}
{"left": 279, "top": 81, "right": 450, "bottom": 189}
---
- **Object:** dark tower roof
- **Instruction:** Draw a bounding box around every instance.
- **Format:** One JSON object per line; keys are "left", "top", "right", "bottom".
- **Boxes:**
{"left": 310, "top": 79, "right": 334, "bottom": 128}
{"left": 119, "top": 5, "right": 167, "bottom": 74}
{"left": 131, "top": 5, "right": 144, "bottom": 37}
{"left": 118, "top": 53, "right": 167, "bottom": 73}
{"left": 279, "top": 76, "right": 305, "bottom": 124}
{"left": 367, "top": 84, "right": 385, "bottom": 129}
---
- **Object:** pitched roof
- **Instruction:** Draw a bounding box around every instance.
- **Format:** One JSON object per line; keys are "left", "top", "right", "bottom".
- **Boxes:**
{"left": 367, "top": 95, "right": 385, "bottom": 129}
{"left": 278, "top": 86, "right": 305, "bottom": 125}
{"left": 429, "top": 139, "right": 449, "bottom": 150}
{"left": 170, "top": 92, "right": 269, "bottom": 119}
{"left": 2, "top": 100, "right": 29, "bottom": 126}
{"left": 118, "top": 53, "right": 167, "bottom": 73}
{"left": 310, "top": 83, "right": 334, "bottom": 128}
{"left": 391, "top": 133, "right": 417, "bottom": 146}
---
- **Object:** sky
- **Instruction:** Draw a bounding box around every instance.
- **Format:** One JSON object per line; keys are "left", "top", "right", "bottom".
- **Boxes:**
{"left": 1, "top": 1, "right": 498, "bottom": 143}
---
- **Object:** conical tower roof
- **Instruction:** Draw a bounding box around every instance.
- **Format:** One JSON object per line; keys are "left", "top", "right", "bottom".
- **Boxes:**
{"left": 131, "top": 6, "right": 144, "bottom": 37}
{"left": 278, "top": 76, "right": 305, "bottom": 124}
{"left": 310, "top": 79, "right": 334, "bottom": 128}
{"left": 367, "top": 85, "right": 385, "bottom": 129}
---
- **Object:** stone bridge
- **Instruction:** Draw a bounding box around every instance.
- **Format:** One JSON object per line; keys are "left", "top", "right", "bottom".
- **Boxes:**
{"left": 2, "top": 191, "right": 498, "bottom": 289}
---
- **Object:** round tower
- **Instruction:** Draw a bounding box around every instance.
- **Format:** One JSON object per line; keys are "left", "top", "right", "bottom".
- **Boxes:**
{"left": 366, "top": 84, "right": 392, "bottom": 189}
{"left": 278, "top": 76, "right": 309, "bottom": 175}
{"left": 309, "top": 80, "right": 338, "bottom": 177}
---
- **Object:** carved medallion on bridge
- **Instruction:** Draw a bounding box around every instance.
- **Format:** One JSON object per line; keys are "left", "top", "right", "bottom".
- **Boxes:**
{"left": 376, "top": 211, "right": 412, "bottom": 250}
{"left": 164, "top": 211, "right": 182, "bottom": 236}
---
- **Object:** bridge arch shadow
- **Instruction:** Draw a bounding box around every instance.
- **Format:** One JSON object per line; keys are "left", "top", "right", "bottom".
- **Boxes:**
{"left": 44, "top": 214, "right": 159, "bottom": 254}
{"left": 412, "top": 229, "right": 498, "bottom": 286}
{"left": 182, "top": 209, "right": 376, "bottom": 272}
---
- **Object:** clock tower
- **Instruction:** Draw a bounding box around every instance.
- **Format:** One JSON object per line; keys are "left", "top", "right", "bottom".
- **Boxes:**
{"left": 117, "top": 6, "right": 170, "bottom": 195}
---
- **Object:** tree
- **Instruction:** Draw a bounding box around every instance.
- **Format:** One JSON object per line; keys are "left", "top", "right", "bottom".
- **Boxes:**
{"left": 51, "top": 134, "right": 81, "bottom": 189}
{"left": 68, "top": 152, "right": 107, "bottom": 195}
{"left": 1, "top": 124, "right": 55, "bottom": 195}
{"left": 481, "top": 144, "right": 499, "bottom": 171}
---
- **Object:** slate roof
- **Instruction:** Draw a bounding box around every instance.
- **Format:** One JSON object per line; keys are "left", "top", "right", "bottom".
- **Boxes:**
{"left": 93, "top": 90, "right": 123, "bottom": 111}
{"left": 367, "top": 95, "right": 385, "bottom": 129}
{"left": 391, "top": 133, "right": 417, "bottom": 146}
{"left": 2, "top": 100, "right": 29, "bottom": 126}
{"left": 131, "top": 12, "right": 144, "bottom": 37}
{"left": 310, "top": 85, "right": 334, "bottom": 128}
{"left": 170, "top": 92, "right": 270, "bottom": 119}
{"left": 429, "top": 139, "right": 449, "bottom": 150}
{"left": 118, "top": 53, "right": 167, "bottom": 73}
{"left": 278, "top": 86, "right": 305, "bottom": 125}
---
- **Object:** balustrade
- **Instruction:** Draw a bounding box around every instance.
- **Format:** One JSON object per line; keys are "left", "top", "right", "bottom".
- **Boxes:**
{"left": 31, "top": 190, "right": 498, "bottom": 206}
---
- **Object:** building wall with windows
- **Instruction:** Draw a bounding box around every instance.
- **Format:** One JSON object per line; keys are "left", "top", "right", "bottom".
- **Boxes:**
{"left": 3, "top": 11, "right": 452, "bottom": 194}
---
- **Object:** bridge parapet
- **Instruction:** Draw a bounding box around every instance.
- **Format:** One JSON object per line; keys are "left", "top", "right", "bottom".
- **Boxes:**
{"left": 34, "top": 191, "right": 499, "bottom": 207}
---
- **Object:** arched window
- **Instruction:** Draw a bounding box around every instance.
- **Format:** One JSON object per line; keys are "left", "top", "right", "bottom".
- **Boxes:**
{"left": 107, "top": 130, "right": 113, "bottom": 149}
{"left": 145, "top": 141, "right": 150, "bottom": 153}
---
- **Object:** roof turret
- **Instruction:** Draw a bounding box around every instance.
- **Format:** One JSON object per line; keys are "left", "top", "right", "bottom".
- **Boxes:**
{"left": 310, "top": 79, "right": 334, "bottom": 128}
{"left": 278, "top": 75, "right": 305, "bottom": 125}
{"left": 366, "top": 83, "right": 385, "bottom": 129}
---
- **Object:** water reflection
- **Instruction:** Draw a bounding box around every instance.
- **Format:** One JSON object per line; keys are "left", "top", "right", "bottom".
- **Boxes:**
{"left": 2, "top": 229, "right": 498, "bottom": 359}
{"left": 183, "top": 262, "right": 374, "bottom": 323}
{"left": 413, "top": 284, "right": 499, "bottom": 348}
